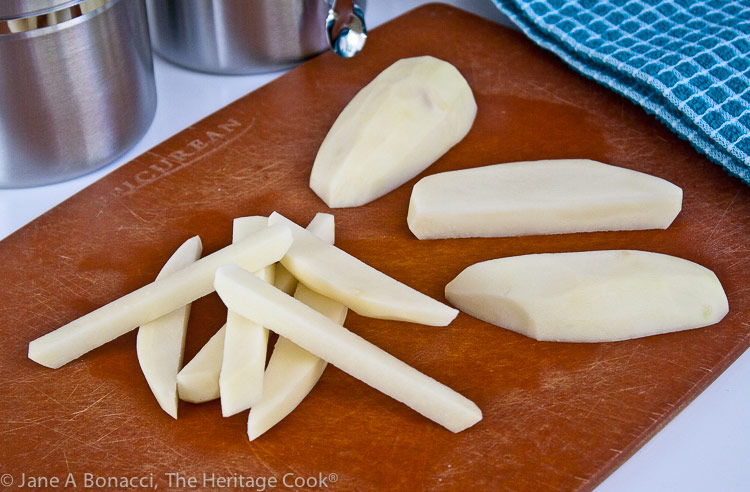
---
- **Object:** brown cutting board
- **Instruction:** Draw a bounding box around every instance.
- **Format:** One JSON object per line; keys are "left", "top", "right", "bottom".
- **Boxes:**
{"left": 2, "top": 4, "right": 748, "bottom": 491}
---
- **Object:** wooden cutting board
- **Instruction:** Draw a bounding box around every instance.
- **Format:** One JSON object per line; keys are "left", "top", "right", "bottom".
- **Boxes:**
{"left": 1, "top": 4, "right": 748, "bottom": 491}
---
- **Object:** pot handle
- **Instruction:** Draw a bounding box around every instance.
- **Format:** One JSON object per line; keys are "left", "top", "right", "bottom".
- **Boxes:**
{"left": 325, "top": 0, "right": 367, "bottom": 58}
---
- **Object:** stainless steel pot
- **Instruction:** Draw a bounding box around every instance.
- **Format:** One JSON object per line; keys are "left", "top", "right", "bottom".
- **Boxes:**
{"left": 0, "top": 0, "right": 156, "bottom": 187}
{"left": 146, "top": 0, "right": 367, "bottom": 74}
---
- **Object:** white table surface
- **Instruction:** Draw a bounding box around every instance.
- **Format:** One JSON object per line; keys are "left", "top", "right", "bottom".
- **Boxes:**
{"left": 2, "top": 1, "right": 747, "bottom": 491}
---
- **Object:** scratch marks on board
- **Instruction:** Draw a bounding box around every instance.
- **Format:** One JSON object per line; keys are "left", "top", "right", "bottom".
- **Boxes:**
{"left": 706, "top": 189, "right": 741, "bottom": 244}
{"left": 69, "top": 390, "right": 115, "bottom": 418}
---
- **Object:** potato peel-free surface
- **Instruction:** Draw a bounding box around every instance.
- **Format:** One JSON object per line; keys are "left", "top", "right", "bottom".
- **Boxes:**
{"left": 136, "top": 235, "right": 203, "bottom": 419}
{"left": 310, "top": 56, "right": 477, "bottom": 208}
{"left": 215, "top": 264, "right": 482, "bottom": 433}
{"left": 268, "top": 212, "right": 458, "bottom": 326}
{"left": 28, "top": 224, "right": 292, "bottom": 369}
{"left": 247, "top": 283, "right": 348, "bottom": 440}
{"left": 408, "top": 160, "right": 683, "bottom": 239}
{"left": 219, "top": 216, "right": 275, "bottom": 417}
{"left": 446, "top": 250, "right": 729, "bottom": 342}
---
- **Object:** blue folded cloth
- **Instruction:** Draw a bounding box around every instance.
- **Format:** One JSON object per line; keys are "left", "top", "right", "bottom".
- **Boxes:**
{"left": 492, "top": 0, "right": 750, "bottom": 185}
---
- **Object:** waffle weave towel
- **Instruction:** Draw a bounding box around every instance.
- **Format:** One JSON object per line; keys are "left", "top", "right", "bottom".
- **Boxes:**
{"left": 493, "top": 0, "right": 750, "bottom": 185}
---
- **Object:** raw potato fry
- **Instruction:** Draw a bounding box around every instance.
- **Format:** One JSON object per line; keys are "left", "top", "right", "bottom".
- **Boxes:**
{"left": 214, "top": 265, "right": 482, "bottom": 433}
{"left": 274, "top": 213, "right": 335, "bottom": 294}
{"left": 221, "top": 310, "right": 269, "bottom": 416}
{"left": 248, "top": 215, "right": 340, "bottom": 439}
{"left": 306, "top": 213, "right": 336, "bottom": 244}
{"left": 178, "top": 214, "right": 336, "bottom": 403}
{"left": 445, "top": 250, "right": 729, "bottom": 342}
{"left": 310, "top": 56, "right": 477, "bottom": 208}
{"left": 177, "top": 324, "right": 226, "bottom": 403}
{"left": 136, "top": 235, "right": 203, "bottom": 419}
{"left": 272, "top": 264, "right": 299, "bottom": 296}
{"left": 247, "top": 283, "right": 348, "bottom": 440}
{"left": 408, "top": 159, "right": 683, "bottom": 239}
{"left": 27, "top": 224, "right": 293, "bottom": 369}
{"left": 268, "top": 212, "right": 458, "bottom": 326}
{"left": 219, "top": 216, "right": 275, "bottom": 417}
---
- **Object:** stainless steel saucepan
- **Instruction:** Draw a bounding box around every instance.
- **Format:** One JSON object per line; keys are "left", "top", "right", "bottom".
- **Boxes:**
{"left": 145, "top": 0, "right": 367, "bottom": 74}
{"left": 0, "top": 0, "right": 156, "bottom": 187}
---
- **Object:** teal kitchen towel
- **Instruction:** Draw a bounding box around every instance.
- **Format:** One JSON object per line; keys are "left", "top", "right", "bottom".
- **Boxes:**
{"left": 493, "top": 0, "right": 750, "bottom": 185}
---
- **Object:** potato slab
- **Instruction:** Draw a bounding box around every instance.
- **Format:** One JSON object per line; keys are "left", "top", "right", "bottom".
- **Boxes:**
{"left": 445, "top": 250, "right": 729, "bottom": 342}
{"left": 408, "top": 160, "right": 683, "bottom": 239}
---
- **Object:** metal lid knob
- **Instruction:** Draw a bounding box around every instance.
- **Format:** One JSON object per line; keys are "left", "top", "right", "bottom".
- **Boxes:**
{"left": 326, "top": 0, "right": 366, "bottom": 58}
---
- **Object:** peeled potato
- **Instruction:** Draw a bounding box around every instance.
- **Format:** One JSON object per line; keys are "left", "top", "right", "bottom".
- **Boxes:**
{"left": 28, "top": 225, "right": 292, "bottom": 369}
{"left": 215, "top": 264, "right": 482, "bottom": 433}
{"left": 310, "top": 56, "right": 477, "bottom": 208}
{"left": 219, "top": 216, "right": 275, "bottom": 417}
{"left": 274, "top": 213, "right": 335, "bottom": 295}
{"left": 176, "top": 324, "right": 226, "bottom": 404}
{"left": 247, "top": 214, "right": 341, "bottom": 439}
{"left": 445, "top": 250, "right": 729, "bottom": 342}
{"left": 408, "top": 160, "right": 683, "bottom": 239}
{"left": 136, "top": 235, "right": 202, "bottom": 419}
{"left": 268, "top": 212, "right": 458, "bottom": 326}
{"left": 176, "top": 214, "right": 336, "bottom": 404}
{"left": 247, "top": 283, "right": 348, "bottom": 441}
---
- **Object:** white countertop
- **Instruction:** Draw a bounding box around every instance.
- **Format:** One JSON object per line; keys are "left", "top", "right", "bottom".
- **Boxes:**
{"left": 2, "top": 1, "right": 747, "bottom": 490}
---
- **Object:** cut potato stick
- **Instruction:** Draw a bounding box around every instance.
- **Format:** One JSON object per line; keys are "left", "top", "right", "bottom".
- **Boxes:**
{"left": 28, "top": 224, "right": 292, "bottom": 369}
{"left": 178, "top": 214, "right": 335, "bottom": 404}
{"left": 219, "top": 216, "right": 275, "bottom": 417}
{"left": 408, "top": 160, "right": 683, "bottom": 239}
{"left": 306, "top": 213, "right": 335, "bottom": 245}
{"left": 445, "top": 250, "right": 729, "bottom": 342}
{"left": 268, "top": 212, "right": 458, "bottom": 326}
{"left": 248, "top": 215, "right": 340, "bottom": 439}
{"left": 215, "top": 265, "right": 482, "bottom": 433}
{"left": 136, "top": 236, "right": 203, "bottom": 419}
{"left": 247, "top": 283, "right": 348, "bottom": 440}
{"left": 272, "top": 264, "right": 298, "bottom": 296}
{"left": 177, "top": 324, "right": 226, "bottom": 403}
{"left": 221, "top": 312, "right": 269, "bottom": 416}
{"left": 274, "top": 213, "right": 335, "bottom": 294}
